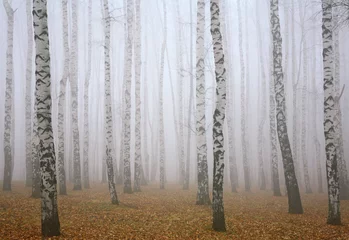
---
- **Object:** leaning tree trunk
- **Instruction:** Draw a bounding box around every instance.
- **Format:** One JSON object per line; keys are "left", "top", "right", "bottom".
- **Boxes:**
{"left": 33, "top": 0, "right": 61, "bottom": 236}
{"left": 2, "top": 0, "right": 14, "bottom": 192}
{"left": 25, "top": 0, "right": 34, "bottom": 187}
{"left": 270, "top": 0, "right": 303, "bottom": 214}
{"left": 71, "top": 0, "right": 82, "bottom": 191}
{"left": 333, "top": 8, "right": 349, "bottom": 200}
{"left": 256, "top": 0, "right": 266, "bottom": 191}
{"left": 176, "top": 0, "right": 185, "bottom": 185}
{"left": 321, "top": 0, "right": 341, "bottom": 225}
{"left": 158, "top": 0, "right": 167, "bottom": 190}
{"left": 123, "top": 0, "right": 134, "bottom": 194}
{"left": 83, "top": 0, "right": 92, "bottom": 189}
{"left": 237, "top": 0, "right": 250, "bottom": 192}
{"left": 133, "top": 0, "right": 142, "bottom": 192}
{"left": 195, "top": 0, "right": 210, "bottom": 205}
{"left": 57, "top": 0, "right": 69, "bottom": 195}
{"left": 103, "top": 0, "right": 119, "bottom": 205}
{"left": 210, "top": 0, "right": 227, "bottom": 232}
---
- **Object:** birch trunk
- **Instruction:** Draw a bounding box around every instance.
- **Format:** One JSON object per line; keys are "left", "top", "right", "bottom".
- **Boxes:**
{"left": 57, "top": 0, "right": 69, "bottom": 195}
{"left": 143, "top": 28, "right": 149, "bottom": 183}
{"left": 270, "top": 0, "right": 303, "bottom": 214}
{"left": 2, "top": 0, "right": 14, "bottom": 192}
{"left": 103, "top": 0, "right": 119, "bottom": 204}
{"left": 237, "top": 0, "right": 250, "bottom": 192}
{"left": 210, "top": 0, "right": 227, "bottom": 232}
{"left": 123, "top": 0, "right": 134, "bottom": 193}
{"left": 176, "top": 0, "right": 185, "bottom": 185}
{"left": 25, "top": 0, "right": 34, "bottom": 187}
{"left": 321, "top": 0, "right": 341, "bottom": 225}
{"left": 134, "top": 0, "right": 142, "bottom": 192}
{"left": 159, "top": 0, "right": 167, "bottom": 190}
{"left": 31, "top": 100, "right": 40, "bottom": 198}
{"left": 71, "top": 0, "right": 82, "bottom": 191}
{"left": 195, "top": 0, "right": 210, "bottom": 204}
{"left": 83, "top": 0, "right": 92, "bottom": 189}
{"left": 33, "top": 0, "right": 61, "bottom": 235}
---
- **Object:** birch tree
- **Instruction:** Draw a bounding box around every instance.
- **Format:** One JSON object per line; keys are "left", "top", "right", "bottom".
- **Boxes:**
{"left": 134, "top": 0, "right": 142, "bottom": 192}
{"left": 321, "top": 0, "right": 341, "bottom": 225}
{"left": 33, "top": 0, "right": 61, "bottom": 235}
{"left": 270, "top": 0, "right": 303, "bottom": 214}
{"left": 25, "top": 0, "right": 34, "bottom": 187}
{"left": 158, "top": 0, "right": 167, "bottom": 190}
{"left": 2, "top": 0, "right": 14, "bottom": 192}
{"left": 83, "top": 0, "right": 92, "bottom": 189}
{"left": 123, "top": 0, "right": 134, "bottom": 193}
{"left": 195, "top": 0, "right": 210, "bottom": 204}
{"left": 71, "top": 0, "right": 82, "bottom": 191}
{"left": 237, "top": 0, "right": 250, "bottom": 192}
{"left": 103, "top": 0, "right": 119, "bottom": 204}
{"left": 210, "top": 0, "right": 227, "bottom": 232}
{"left": 57, "top": 0, "right": 69, "bottom": 195}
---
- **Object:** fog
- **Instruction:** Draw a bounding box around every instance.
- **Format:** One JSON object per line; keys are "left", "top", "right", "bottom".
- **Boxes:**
{"left": 0, "top": 0, "right": 349, "bottom": 238}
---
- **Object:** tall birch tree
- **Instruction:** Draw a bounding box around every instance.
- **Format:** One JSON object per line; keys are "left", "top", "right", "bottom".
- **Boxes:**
{"left": 210, "top": 0, "right": 227, "bottom": 232}
{"left": 2, "top": 0, "right": 14, "bottom": 192}
{"left": 33, "top": 0, "right": 61, "bottom": 235}
{"left": 270, "top": 0, "right": 303, "bottom": 214}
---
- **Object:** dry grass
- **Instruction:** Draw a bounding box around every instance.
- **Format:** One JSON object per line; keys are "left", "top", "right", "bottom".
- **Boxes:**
{"left": 0, "top": 182, "right": 348, "bottom": 239}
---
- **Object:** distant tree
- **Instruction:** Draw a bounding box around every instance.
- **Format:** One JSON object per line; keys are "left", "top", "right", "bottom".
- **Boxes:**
{"left": 71, "top": 0, "right": 82, "bottom": 191}
{"left": 103, "top": 0, "right": 119, "bottom": 205}
{"left": 83, "top": 0, "right": 92, "bottom": 189}
{"left": 32, "top": 0, "right": 61, "bottom": 236}
{"left": 2, "top": 0, "right": 14, "bottom": 192}
{"left": 270, "top": 0, "right": 303, "bottom": 214}
{"left": 25, "top": 0, "right": 34, "bottom": 187}
{"left": 134, "top": 0, "right": 142, "bottom": 192}
{"left": 210, "top": 0, "right": 227, "bottom": 232}
{"left": 237, "top": 0, "right": 250, "bottom": 192}
{"left": 321, "top": 0, "right": 341, "bottom": 225}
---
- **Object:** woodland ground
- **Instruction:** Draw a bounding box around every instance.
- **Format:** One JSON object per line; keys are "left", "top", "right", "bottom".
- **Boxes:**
{"left": 0, "top": 182, "right": 348, "bottom": 239}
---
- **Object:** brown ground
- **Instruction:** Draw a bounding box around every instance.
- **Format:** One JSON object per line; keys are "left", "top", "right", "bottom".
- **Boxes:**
{"left": 0, "top": 182, "right": 348, "bottom": 239}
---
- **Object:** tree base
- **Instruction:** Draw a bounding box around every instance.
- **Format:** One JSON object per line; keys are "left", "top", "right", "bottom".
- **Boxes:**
{"left": 123, "top": 187, "right": 133, "bottom": 194}
{"left": 73, "top": 185, "right": 82, "bottom": 191}
{"left": 327, "top": 217, "right": 341, "bottom": 225}
{"left": 42, "top": 217, "right": 60, "bottom": 237}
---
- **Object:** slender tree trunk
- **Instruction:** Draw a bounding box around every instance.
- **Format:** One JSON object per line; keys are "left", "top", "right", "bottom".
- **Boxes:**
{"left": 195, "top": 0, "right": 210, "bottom": 204}
{"left": 134, "top": 0, "right": 142, "bottom": 192}
{"left": 237, "top": 0, "right": 250, "bottom": 192}
{"left": 143, "top": 26, "right": 149, "bottom": 183}
{"left": 83, "top": 0, "right": 92, "bottom": 189}
{"left": 321, "top": 0, "right": 341, "bottom": 225}
{"left": 270, "top": 0, "right": 303, "bottom": 214}
{"left": 123, "top": 0, "right": 134, "bottom": 194}
{"left": 31, "top": 100, "right": 40, "bottom": 198}
{"left": 57, "top": 0, "right": 69, "bottom": 195}
{"left": 33, "top": 0, "right": 61, "bottom": 235}
{"left": 210, "top": 0, "right": 226, "bottom": 232}
{"left": 71, "top": 0, "right": 82, "bottom": 191}
{"left": 158, "top": 0, "right": 167, "bottom": 190}
{"left": 2, "top": 0, "right": 14, "bottom": 192}
{"left": 176, "top": 0, "right": 185, "bottom": 185}
{"left": 25, "top": 0, "right": 34, "bottom": 187}
{"left": 103, "top": 0, "right": 119, "bottom": 204}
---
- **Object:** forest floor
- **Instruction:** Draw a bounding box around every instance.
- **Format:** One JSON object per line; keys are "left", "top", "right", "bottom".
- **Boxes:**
{"left": 0, "top": 182, "right": 349, "bottom": 239}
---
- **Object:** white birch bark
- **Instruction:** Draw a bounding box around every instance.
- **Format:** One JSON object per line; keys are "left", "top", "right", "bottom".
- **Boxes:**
{"left": 133, "top": 0, "right": 142, "bottom": 192}
{"left": 33, "top": 0, "right": 61, "bottom": 235}
{"left": 31, "top": 98, "right": 40, "bottom": 198}
{"left": 103, "top": 0, "right": 119, "bottom": 204}
{"left": 25, "top": 0, "right": 34, "bottom": 187}
{"left": 237, "top": 0, "right": 250, "bottom": 191}
{"left": 123, "top": 0, "right": 134, "bottom": 193}
{"left": 158, "top": 0, "right": 167, "bottom": 190}
{"left": 2, "top": 0, "right": 14, "bottom": 192}
{"left": 143, "top": 26, "right": 149, "bottom": 183}
{"left": 195, "top": 0, "right": 210, "bottom": 204}
{"left": 83, "top": 0, "right": 92, "bottom": 189}
{"left": 71, "top": 0, "right": 82, "bottom": 190}
{"left": 321, "top": 0, "right": 341, "bottom": 225}
{"left": 210, "top": 0, "right": 226, "bottom": 232}
{"left": 270, "top": 0, "right": 303, "bottom": 214}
